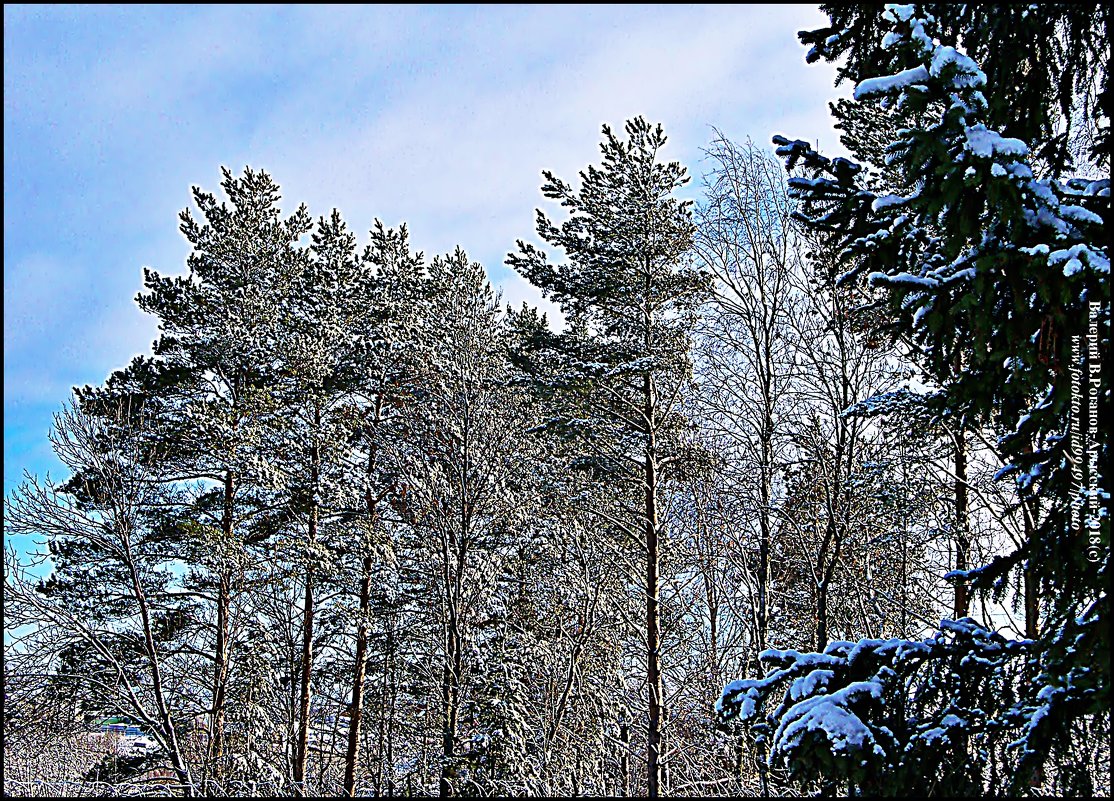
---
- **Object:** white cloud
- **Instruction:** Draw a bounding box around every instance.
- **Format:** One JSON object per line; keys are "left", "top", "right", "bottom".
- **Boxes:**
{"left": 221, "top": 5, "right": 847, "bottom": 293}
{"left": 5, "top": 4, "right": 852, "bottom": 446}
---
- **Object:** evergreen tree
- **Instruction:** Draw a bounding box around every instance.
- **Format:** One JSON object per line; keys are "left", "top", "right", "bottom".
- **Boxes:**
{"left": 270, "top": 207, "right": 365, "bottom": 794}
{"left": 134, "top": 166, "right": 312, "bottom": 786}
{"left": 508, "top": 116, "right": 707, "bottom": 798}
{"left": 800, "top": 3, "right": 1110, "bottom": 177}
{"left": 395, "top": 249, "right": 542, "bottom": 796}
{"left": 341, "top": 220, "right": 427, "bottom": 797}
{"left": 722, "top": 6, "right": 1109, "bottom": 795}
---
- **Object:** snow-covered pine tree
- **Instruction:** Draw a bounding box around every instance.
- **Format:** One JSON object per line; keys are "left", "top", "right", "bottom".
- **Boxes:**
{"left": 133, "top": 166, "right": 312, "bottom": 787}
{"left": 508, "top": 116, "right": 708, "bottom": 798}
{"left": 340, "top": 220, "right": 427, "bottom": 797}
{"left": 720, "top": 5, "right": 1109, "bottom": 795}
{"left": 269, "top": 207, "right": 368, "bottom": 794}
{"left": 393, "top": 249, "right": 541, "bottom": 796}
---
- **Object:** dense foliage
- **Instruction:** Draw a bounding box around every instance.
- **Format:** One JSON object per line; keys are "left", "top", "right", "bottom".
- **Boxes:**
{"left": 719, "top": 3, "right": 1109, "bottom": 797}
{"left": 4, "top": 5, "right": 1108, "bottom": 798}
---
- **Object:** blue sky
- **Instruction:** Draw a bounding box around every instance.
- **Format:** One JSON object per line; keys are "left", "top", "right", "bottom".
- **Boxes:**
{"left": 4, "top": 4, "right": 847, "bottom": 500}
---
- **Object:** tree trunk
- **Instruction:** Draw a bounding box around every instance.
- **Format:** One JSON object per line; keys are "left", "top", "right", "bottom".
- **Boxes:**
{"left": 1023, "top": 491, "right": 1043, "bottom": 789}
{"left": 1024, "top": 564, "right": 1039, "bottom": 638}
{"left": 619, "top": 712, "right": 630, "bottom": 797}
{"left": 816, "top": 581, "right": 829, "bottom": 653}
{"left": 345, "top": 400, "right": 384, "bottom": 796}
{"left": 294, "top": 564, "right": 315, "bottom": 792}
{"left": 954, "top": 427, "right": 970, "bottom": 619}
{"left": 440, "top": 408, "right": 472, "bottom": 798}
{"left": 439, "top": 529, "right": 463, "bottom": 796}
{"left": 386, "top": 618, "right": 397, "bottom": 797}
{"left": 126, "top": 542, "right": 194, "bottom": 792}
{"left": 1023, "top": 497, "right": 1040, "bottom": 640}
{"left": 757, "top": 413, "right": 772, "bottom": 655}
{"left": 343, "top": 553, "right": 373, "bottom": 797}
{"left": 439, "top": 636, "right": 460, "bottom": 796}
{"left": 644, "top": 374, "right": 664, "bottom": 800}
{"left": 209, "top": 469, "right": 234, "bottom": 791}
{"left": 755, "top": 411, "right": 774, "bottom": 800}
{"left": 815, "top": 470, "right": 843, "bottom": 653}
{"left": 294, "top": 405, "right": 321, "bottom": 795}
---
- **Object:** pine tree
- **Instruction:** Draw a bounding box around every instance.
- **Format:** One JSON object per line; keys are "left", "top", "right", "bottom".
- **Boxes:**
{"left": 393, "top": 248, "right": 542, "bottom": 796}
{"left": 134, "top": 166, "right": 312, "bottom": 786}
{"left": 508, "top": 116, "right": 707, "bottom": 798}
{"left": 270, "top": 207, "right": 366, "bottom": 795}
{"left": 340, "top": 220, "right": 427, "bottom": 798}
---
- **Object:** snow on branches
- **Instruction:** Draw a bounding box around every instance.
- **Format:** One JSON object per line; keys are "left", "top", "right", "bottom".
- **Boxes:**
{"left": 718, "top": 619, "right": 1034, "bottom": 794}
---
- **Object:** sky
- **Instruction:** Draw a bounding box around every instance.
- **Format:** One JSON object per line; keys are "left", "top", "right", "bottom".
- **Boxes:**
{"left": 4, "top": 4, "right": 849, "bottom": 503}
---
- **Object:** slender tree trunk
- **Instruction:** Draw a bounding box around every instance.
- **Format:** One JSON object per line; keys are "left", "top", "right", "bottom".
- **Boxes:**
{"left": 757, "top": 415, "right": 772, "bottom": 654}
{"left": 644, "top": 373, "right": 664, "bottom": 800}
{"left": 816, "top": 582, "right": 829, "bottom": 653}
{"left": 375, "top": 616, "right": 398, "bottom": 796}
{"left": 345, "top": 400, "right": 384, "bottom": 796}
{"left": 441, "top": 409, "right": 472, "bottom": 798}
{"left": 900, "top": 516, "right": 909, "bottom": 638}
{"left": 209, "top": 469, "right": 234, "bottom": 791}
{"left": 815, "top": 465, "right": 845, "bottom": 653}
{"left": 126, "top": 543, "right": 194, "bottom": 792}
{"left": 954, "top": 426, "right": 970, "bottom": 619}
{"left": 375, "top": 673, "right": 386, "bottom": 796}
{"left": 660, "top": 706, "right": 669, "bottom": 795}
{"left": 294, "top": 560, "right": 315, "bottom": 792}
{"left": 1019, "top": 438, "right": 1041, "bottom": 641}
{"left": 386, "top": 618, "right": 397, "bottom": 797}
{"left": 294, "top": 405, "right": 321, "bottom": 794}
{"left": 815, "top": 514, "right": 838, "bottom": 652}
{"left": 816, "top": 524, "right": 845, "bottom": 654}
{"left": 343, "top": 552, "right": 373, "bottom": 797}
{"left": 899, "top": 450, "right": 909, "bottom": 639}
{"left": 1023, "top": 499, "right": 1040, "bottom": 640}
{"left": 1024, "top": 564, "right": 1039, "bottom": 638}
{"left": 439, "top": 632, "right": 460, "bottom": 796}
{"left": 209, "top": 568, "right": 230, "bottom": 791}
{"left": 439, "top": 527, "right": 464, "bottom": 796}
{"left": 1023, "top": 490, "right": 1043, "bottom": 789}
{"left": 619, "top": 711, "right": 630, "bottom": 797}
{"left": 756, "top": 411, "right": 773, "bottom": 799}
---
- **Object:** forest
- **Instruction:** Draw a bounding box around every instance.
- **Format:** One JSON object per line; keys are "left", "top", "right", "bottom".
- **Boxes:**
{"left": 3, "top": 4, "right": 1110, "bottom": 798}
